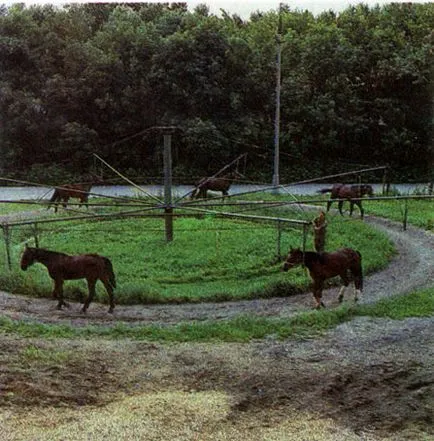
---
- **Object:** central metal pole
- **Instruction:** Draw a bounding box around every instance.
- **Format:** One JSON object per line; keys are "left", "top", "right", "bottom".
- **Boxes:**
{"left": 163, "top": 132, "right": 173, "bottom": 242}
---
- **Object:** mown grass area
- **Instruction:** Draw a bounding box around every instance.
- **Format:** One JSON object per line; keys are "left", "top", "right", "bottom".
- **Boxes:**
{"left": 0, "top": 201, "right": 43, "bottom": 215}
{"left": 364, "top": 198, "right": 433, "bottom": 231}
{"left": 2, "top": 201, "right": 394, "bottom": 305}
{"left": 1, "top": 287, "right": 432, "bottom": 342}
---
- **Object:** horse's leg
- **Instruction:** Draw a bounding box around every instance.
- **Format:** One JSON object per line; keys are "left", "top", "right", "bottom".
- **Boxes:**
{"left": 356, "top": 201, "right": 364, "bottom": 219}
{"left": 53, "top": 196, "right": 59, "bottom": 213}
{"left": 349, "top": 201, "right": 354, "bottom": 217}
{"left": 338, "top": 200, "right": 345, "bottom": 216}
{"left": 53, "top": 279, "right": 68, "bottom": 309}
{"left": 338, "top": 275, "right": 350, "bottom": 303}
{"left": 82, "top": 278, "right": 96, "bottom": 313}
{"left": 312, "top": 280, "right": 325, "bottom": 309}
{"left": 352, "top": 270, "right": 363, "bottom": 302}
{"left": 101, "top": 278, "right": 115, "bottom": 313}
{"left": 338, "top": 285, "right": 346, "bottom": 303}
{"left": 326, "top": 200, "right": 333, "bottom": 212}
{"left": 62, "top": 196, "right": 68, "bottom": 209}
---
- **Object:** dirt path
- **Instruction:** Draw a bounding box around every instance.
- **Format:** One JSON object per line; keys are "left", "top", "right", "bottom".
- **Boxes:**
{"left": 1, "top": 214, "right": 433, "bottom": 327}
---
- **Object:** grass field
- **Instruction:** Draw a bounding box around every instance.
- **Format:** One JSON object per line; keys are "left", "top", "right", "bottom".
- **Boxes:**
{"left": 2, "top": 202, "right": 394, "bottom": 305}
{"left": 364, "top": 198, "right": 433, "bottom": 230}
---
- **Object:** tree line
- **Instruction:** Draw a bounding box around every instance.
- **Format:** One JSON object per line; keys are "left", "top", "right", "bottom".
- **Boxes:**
{"left": 0, "top": 2, "right": 433, "bottom": 185}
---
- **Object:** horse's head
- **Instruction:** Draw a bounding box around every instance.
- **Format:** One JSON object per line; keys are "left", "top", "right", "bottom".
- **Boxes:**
{"left": 20, "top": 245, "right": 36, "bottom": 271}
{"left": 364, "top": 184, "right": 374, "bottom": 197}
{"left": 282, "top": 247, "right": 303, "bottom": 272}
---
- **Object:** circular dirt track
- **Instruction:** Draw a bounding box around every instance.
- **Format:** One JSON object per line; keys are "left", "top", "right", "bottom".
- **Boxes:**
{"left": 0, "top": 212, "right": 433, "bottom": 441}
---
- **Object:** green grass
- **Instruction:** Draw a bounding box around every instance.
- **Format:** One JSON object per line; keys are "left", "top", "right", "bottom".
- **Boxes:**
{"left": 3, "top": 206, "right": 394, "bottom": 305}
{"left": 364, "top": 198, "right": 434, "bottom": 231}
{"left": 0, "top": 201, "right": 42, "bottom": 215}
{"left": 1, "top": 287, "right": 432, "bottom": 342}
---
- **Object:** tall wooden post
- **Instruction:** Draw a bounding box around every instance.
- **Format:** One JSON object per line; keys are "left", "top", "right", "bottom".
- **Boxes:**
{"left": 276, "top": 220, "right": 282, "bottom": 259}
{"left": 2, "top": 223, "right": 12, "bottom": 270}
{"left": 162, "top": 128, "right": 175, "bottom": 242}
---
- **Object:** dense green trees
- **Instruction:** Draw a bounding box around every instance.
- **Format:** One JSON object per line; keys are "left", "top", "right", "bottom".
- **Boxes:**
{"left": 0, "top": 2, "right": 432, "bottom": 184}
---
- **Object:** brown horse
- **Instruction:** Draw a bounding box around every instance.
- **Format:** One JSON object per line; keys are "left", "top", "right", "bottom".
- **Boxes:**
{"left": 48, "top": 182, "right": 93, "bottom": 213}
{"left": 191, "top": 172, "right": 239, "bottom": 199}
{"left": 318, "top": 184, "right": 374, "bottom": 218}
{"left": 20, "top": 245, "right": 116, "bottom": 313}
{"left": 282, "top": 247, "right": 363, "bottom": 309}
{"left": 48, "top": 174, "right": 103, "bottom": 212}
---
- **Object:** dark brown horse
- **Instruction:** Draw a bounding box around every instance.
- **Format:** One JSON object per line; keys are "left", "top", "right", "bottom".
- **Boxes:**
{"left": 318, "top": 184, "right": 374, "bottom": 218}
{"left": 20, "top": 245, "right": 116, "bottom": 313}
{"left": 282, "top": 247, "right": 363, "bottom": 309}
{"left": 191, "top": 172, "right": 239, "bottom": 199}
{"left": 48, "top": 182, "right": 93, "bottom": 213}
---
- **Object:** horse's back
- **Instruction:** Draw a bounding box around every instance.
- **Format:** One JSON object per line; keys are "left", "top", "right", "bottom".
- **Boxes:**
{"left": 320, "top": 248, "right": 361, "bottom": 271}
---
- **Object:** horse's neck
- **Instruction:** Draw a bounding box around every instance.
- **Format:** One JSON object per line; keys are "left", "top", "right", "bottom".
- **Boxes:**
{"left": 302, "top": 251, "right": 323, "bottom": 268}
{"left": 34, "top": 250, "right": 66, "bottom": 266}
{"left": 222, "top": 174, "right": 234, "bottom": 184}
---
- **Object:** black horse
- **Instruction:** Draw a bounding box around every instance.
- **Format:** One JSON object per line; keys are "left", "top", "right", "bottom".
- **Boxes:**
{"left": 318, "top": 184, "right": 374, "bottom": 218}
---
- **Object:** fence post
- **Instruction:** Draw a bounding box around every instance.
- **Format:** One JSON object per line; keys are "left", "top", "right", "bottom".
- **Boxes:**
{"left": 302, "top": 223, "right": 308, "bottom": 252}
{"left": 276, "top": 220, "right": 282, "bottom": 259}
{"left": 33, "top": 222, "right": 39, "bottom": 248}
{"left": 2, "top": 223, "right": 12, "bottom": 270}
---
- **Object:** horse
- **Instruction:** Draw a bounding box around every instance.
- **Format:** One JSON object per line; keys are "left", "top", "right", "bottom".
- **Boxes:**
{"left": 282, "top": 247, "right": 363, "bottom": 309}
{"left": 318, "top": 184, "right": 374, "bottom": 218}
{"left": 191, "top": 172, "right": 239, "bottom": 199}
{"left": 48, "top": 175, "right": 103, "bottom": 212}
{"left": 20, "top": 245, "right": 116, "bottom": 313}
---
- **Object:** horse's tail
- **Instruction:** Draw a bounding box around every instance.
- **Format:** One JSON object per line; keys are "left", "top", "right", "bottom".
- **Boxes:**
{"left": 318, "top": 188, "right": 333, "bottom": 194}
{"left": 103, "top": 257, "right": 116, "bottom": 289}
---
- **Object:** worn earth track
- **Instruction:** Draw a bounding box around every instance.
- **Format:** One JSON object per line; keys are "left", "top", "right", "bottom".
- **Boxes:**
{"left": 0, "top": 213, "right": 433, "bottom": 327}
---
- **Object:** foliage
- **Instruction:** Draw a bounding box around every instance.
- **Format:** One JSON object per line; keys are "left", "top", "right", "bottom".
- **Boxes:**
{"left": 0, "top": 3, "right": 433, "bottom": 183}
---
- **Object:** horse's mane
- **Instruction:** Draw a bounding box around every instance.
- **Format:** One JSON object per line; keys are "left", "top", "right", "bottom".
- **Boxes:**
{"left": 31, "top": 247, "right": 69, "bottom": 257}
